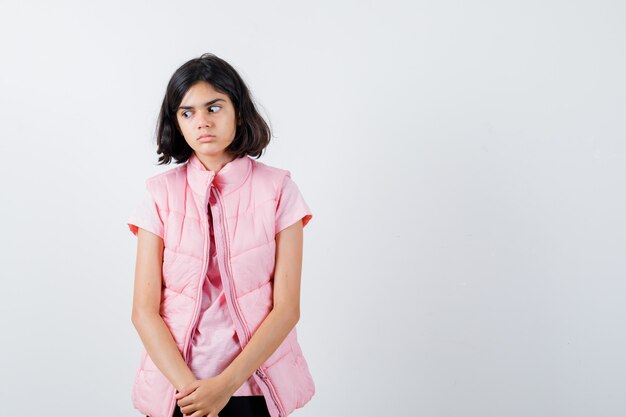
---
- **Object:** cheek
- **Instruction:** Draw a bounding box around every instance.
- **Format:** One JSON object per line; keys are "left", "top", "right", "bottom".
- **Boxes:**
{"left": 227, "top": 114, "right": 238, "bottom": 130}
{"left": 177, "top": 119, "right": 190, "bottom": 135}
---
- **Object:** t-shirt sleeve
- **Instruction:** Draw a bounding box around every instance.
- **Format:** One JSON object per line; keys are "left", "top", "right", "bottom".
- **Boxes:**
{"left": 127, "top": 188, "right": 164, "bottom": 239}
{"left": 275, "top": 174, "right": 313, "bottom": 235}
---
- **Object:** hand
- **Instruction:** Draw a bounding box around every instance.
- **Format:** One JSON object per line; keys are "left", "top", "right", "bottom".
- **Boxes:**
{"left": 175, "top": 375, "right": 233, "bottom": 417}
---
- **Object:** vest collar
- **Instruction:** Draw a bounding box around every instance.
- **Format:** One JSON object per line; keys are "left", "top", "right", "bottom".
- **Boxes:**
{"left": 186, "top": 152, "right": 252, "bottom": 197}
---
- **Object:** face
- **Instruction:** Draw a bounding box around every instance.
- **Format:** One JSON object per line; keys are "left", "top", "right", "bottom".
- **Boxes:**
{"left": 176, "top": 81, "right": 239, "bottom": 161}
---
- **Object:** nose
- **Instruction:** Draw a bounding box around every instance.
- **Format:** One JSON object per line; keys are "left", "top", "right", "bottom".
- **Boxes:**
{"left": 197, "top": 112, "right": 213, "bottom": 129}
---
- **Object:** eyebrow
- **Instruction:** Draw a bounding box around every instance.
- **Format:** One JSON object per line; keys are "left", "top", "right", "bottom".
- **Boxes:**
{"left": 178, "top": 98, "right": 225, "bottom": 110}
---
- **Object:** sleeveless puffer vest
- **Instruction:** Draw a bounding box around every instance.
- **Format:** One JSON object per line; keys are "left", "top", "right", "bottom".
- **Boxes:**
{"left": 130, "top": 153, "right": 315, "bottom": 417}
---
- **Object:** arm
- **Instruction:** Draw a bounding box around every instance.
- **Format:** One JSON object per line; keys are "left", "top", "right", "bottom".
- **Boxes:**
{"left": 221, "top": 218, "right": 304, "bottom": 390}
{"left": 130, "top": 228, "right": 197, "bottom": 392}
{"left": 176, "top": 219, "right": 304, "bottom": 416}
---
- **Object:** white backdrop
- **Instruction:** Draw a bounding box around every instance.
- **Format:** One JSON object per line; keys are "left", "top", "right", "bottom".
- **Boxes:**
{"left": 1, "top": 1, "right": 625, "bottom": 416}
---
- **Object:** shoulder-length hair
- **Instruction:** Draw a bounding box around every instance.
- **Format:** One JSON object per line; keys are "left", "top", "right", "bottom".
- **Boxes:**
{"left": 155, "top": 53, "right": 271, "bottom": 165}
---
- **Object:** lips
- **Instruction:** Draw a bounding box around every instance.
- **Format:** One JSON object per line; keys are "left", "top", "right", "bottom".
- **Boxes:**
{"left": 197, "top": 135, "right": 216, "bottom": 142}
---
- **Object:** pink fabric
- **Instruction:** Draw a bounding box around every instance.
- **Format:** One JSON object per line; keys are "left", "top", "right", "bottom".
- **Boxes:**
{"left": 187, "top": 207, "right": 263, "bottom": 395}
{"left": 127, "top": 154, "right": 316, "bottom": 417}
{"left": 127, "top": 157, "right": 314, "bottom": 417}
{"left": 127, "top": 189, "right": 164, "bottom": 238}
{"left": 275, "top": 175, "right": 313, "bottom": 234}
{"left": 128, "top": 173, "right": 312, "bottom": 239}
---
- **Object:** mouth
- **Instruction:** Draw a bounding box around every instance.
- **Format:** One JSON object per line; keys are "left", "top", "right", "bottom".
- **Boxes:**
{"left": 197, "top": 135, "right": 216, "bottom": 142}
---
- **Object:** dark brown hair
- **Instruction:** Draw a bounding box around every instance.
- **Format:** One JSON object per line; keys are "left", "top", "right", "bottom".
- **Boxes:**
{"left": 155, "top": 53, "right": 272, "bottom": 164}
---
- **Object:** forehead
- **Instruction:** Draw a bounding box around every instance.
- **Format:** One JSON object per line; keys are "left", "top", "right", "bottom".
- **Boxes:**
{"left": 180, "top": 81, "right": 230, "bottom": 104}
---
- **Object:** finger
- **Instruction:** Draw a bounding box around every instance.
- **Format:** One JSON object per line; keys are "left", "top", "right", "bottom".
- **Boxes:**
{"left": 177, "top": 390, "right": 198, "bottom": 408}
{"left": 187, "top": 409, "right": 206, "bottom": 417}
{"left": 180, "top": 404, "right": 195, "bottom": 417}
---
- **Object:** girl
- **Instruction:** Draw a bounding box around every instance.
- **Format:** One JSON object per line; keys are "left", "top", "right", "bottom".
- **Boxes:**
{"left": 127, "top": 53, "right": 315, "bottom": 417}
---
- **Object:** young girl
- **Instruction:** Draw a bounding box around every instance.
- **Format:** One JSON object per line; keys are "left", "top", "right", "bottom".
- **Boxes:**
{"left": 127, "top": 53, "right": 315, "bottom": 417}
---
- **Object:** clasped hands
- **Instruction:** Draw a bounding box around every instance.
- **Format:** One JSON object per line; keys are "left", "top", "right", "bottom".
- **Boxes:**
{"left": 175, "top": 374, "right": 234, "bottom": 417}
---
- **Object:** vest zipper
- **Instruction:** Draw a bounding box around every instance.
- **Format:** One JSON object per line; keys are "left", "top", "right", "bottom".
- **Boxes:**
{"left": 182, "top": 183, "right": 212, "bottom": 361}
{"left": 211, "top": 185, "right": 286, "bottom": 417}
{"left": 168, "top": 179, "right": 213, "bottom": 417}
{"left": 255, "top": 368, "right": 286, "bottom": 417}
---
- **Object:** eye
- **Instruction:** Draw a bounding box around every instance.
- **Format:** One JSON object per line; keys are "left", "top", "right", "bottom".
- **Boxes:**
{"left": 181, "top": 110, "right": 192, "bottom": 118}
{"left": 208, "top": 106, "right": 221, "bottom": 113}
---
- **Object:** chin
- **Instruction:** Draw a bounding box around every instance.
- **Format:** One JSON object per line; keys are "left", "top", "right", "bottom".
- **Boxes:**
{"left": 195, "top": 148, "right": 228, "bottom": 157}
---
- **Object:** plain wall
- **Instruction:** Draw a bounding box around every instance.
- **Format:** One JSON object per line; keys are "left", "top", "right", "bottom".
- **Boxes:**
{"left": 1, "top": 0, "right": 625, "bottom": 416}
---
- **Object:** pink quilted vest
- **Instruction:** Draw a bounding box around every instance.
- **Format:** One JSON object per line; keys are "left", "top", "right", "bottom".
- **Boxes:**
{"left": 130, "top": 153, "right": 315, "bottom": 417}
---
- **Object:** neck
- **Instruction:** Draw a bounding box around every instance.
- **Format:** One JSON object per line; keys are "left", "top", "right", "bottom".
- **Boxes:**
{"left": 195, "top": 152, "right": 237, "bottom": 173}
